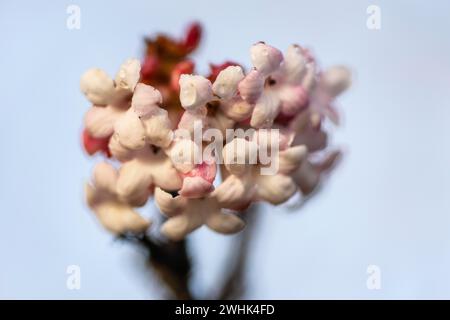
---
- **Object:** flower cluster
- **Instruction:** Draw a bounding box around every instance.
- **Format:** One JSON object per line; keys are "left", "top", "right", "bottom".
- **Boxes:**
{"left": 81, "top": 23, "right": 350, "bottom": 241}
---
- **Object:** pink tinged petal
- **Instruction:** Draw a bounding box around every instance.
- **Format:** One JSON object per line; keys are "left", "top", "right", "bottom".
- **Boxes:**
{"left": 113, "top": 109, "right": 146, "bottom": 150}
{"left": 250, "top": 42, "right": 283, "bottom": 76}
{"left": 278, "top": 145, "right": 308, "bottom": 174}
{"left": 179, "top": 74, "right": 213, "bottom": 110}
{"left": 154, "top": 188, "right": 188, "bottom": 217}
{"left": 141, "top": 108, "right": 174, "bottom": 148}
{"left": 80, "top": 68, "right": 115, "bottom": 105}
{"left": 93, "top": 162, "right": 118, "bottom": 194}
{"left": 179, "top": 176, "right": 214, "bottom": 198}
{"left": 116, "top": 160, "right": 153, "bottom": 206}
{"left": 114, "top": 58, "right": 141, "bottom": 92}
{"left": 213, "top": 174, "right": 255, "bottom": 210}
{"left": 238, "top": 69, "right": 264, "bottom": 104}
{"left": 253, "top": 127, "right": 295, "bottom": 151}
{"left": 84, "top": 105, "right": 120, "bottom": 138}
{"left": 256, "top": 174, "right": 297, "bottom": 205}
{"left": 132, "top": 83, "right": 163, "bottom": 117}
{"left": 302, "top": 62, "right": 317, "bottom": 92}
{"left": 222, "top": 138, "right": 259, "bottom": 176}
{"left": 205, "top": 212, "right": 245, "bottom": 234}
{"left": 283, "top": 44, "right": 307, "bottom": 84}
{"left": 160, "top": 211, "right": 204, "bottom": 241}
{"left": 250, "top": 91, "right": 280, "bottom": 128}
{"left": 324, "top": 105, "right": 340, "bottom": 126}
{"left": 321, "top": 66, "right": 351, "bottom": 97}
{"left": 179, "top": 161, "right": 217, "bottom": 198}
{"left": 278, "top": 85, "right": 309, "bottom": 116}
{"left": 212, "top": 65, "right": 244, "bottom": 99}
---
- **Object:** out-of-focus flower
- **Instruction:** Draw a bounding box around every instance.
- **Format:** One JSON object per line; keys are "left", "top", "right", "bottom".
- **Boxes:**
{"left": 85, "top": 162, "right": 151, "bottom": 233}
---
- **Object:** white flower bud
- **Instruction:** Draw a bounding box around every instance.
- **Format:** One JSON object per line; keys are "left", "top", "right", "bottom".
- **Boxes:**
{"left": 212, "top": 66, "right": 244, "bottom": 99}
{"left": 283, "top": 44, "right": 306, "bottom": 84}
{"left": 250, "top": 42, "right": 283, "bottom": 76}
{"left": 132, "top": 83, "right": 163, "bottom": 117}
{"left": 115, "top": 58, "right": 141, "bottom": 92}
{"left": 80, "top": 68, "right": 115, "bottom": 105}
{"left": 179, "top": 74, "right": 213, "bottom": 110}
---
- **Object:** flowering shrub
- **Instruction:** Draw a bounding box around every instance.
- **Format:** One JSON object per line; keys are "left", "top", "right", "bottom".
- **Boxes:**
{"left": 80, "top": 23, "right": 351, "bottom": 242}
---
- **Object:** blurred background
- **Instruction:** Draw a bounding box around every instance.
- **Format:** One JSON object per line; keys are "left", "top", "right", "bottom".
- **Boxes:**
{"left": 0, "top": 0, "right": 449, "bottom": 299}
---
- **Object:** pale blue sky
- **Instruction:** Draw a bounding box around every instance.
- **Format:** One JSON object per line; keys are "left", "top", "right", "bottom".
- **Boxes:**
{"left": 0, "top": 0, "right": 449, "bottom": 299}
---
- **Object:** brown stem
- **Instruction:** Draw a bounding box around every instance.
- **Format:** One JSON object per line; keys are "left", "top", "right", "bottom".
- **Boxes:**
{"left": 119, "top": 233, "right": 192, "bottom": 299}
{"left": 218, "top": 205, "right": 259, "bottom": 300}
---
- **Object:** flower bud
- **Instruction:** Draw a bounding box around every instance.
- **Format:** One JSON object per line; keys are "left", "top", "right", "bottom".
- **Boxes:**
{"left": 80, "top": 68, "right": 115, "bottom": 105}
{"left": 238, "top": 69, "right": 264, "bottom": 104}
{"left": 283, "top": 44, "right": 306, "bottom": 84}
{"left": 132, "top": 83, "right": 163, "bottom": 117}
{"left": 212, "top": 66, "right": 244, "bottom": 99}
{"left": 115, "top": 58, "right": 141, "bottom": 91}
{"left": 250, "top": 42, "right": 283, "bottom": 76}
{"left": 322, "top": 66, "right": 351, "bottom": 97}
{"left": 179, "top": 74, "right": 213, "bottom": 110}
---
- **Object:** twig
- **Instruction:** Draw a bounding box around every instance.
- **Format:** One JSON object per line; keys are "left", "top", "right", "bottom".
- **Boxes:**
{"left": 119, "top": 233, "right": 192, "bottom": 300}
{"left": 218, "top": 205, "right": 259, "bottom": 299}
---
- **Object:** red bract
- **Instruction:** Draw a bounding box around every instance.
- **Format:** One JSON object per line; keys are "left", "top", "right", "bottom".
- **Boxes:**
{"left": 170, "top": 60, "right": 195, "bottom": 92}
{"left": 141, "top": 55, "right": 159, "bottom": 79}
{"left": 182, "top": 22, "right": 202, "bottom": 53}
{"left": 82, "top": 129, "right": 111, "bottom": 157}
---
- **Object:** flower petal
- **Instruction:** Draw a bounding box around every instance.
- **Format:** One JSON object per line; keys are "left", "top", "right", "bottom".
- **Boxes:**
{"left": 113, "top": 109, "right": 146, "bottom": 150}
{"left": 206, "top": 212, "right": 245, "bottom": 234}
{"left": 179, "top": 74, "right": 213, "bottom": 110}
{"left": 250, "top": 42, "right": 283, "bottom": 76}
{"left": 80, "top": 68, "right": 115, "bottom": 105}
{"left": 116, "top": 160, "right": 153, "bottom": 206}
{"left": 160, "top": 210, "right": 204, "bottom": 241}
{"left": 250, "top": 91, "right": 280, "bottom": 128}
{"left": 84, "top": 105, "right": 121, "bottom": 138}
{"left": 141, "top": 108, "right": 174, "bottom": 148}
{"left": 283, "top": 44, "right": 307, "bottom": 84}
{"left": 255, "top": 174, "right": 297, "bottom": 205}
{"left": 154, "top": 188, "right": 188, "bottom": 217}
{"left": 132, "top": 83, "right": 163, "bottom": 117}
{"left": 278, "top": 145, "right": 308, "bottom": 174}
{"left": 238, "top": 69, "right": 264, "bottom": 104}
{"left": 212, "top": 65, "right": 244, "bottom": 99}
{"left": 114, "top": 58, "right": 141, "bottom": 92}
{"left": 213, "top": 174, "right": 255, "bottom": 210}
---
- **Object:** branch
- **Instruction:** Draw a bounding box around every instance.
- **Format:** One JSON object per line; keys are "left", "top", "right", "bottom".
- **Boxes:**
{"left": 119, "top": 233, "right": 193, "bottom": 299}
{"left": 218, "top": 205, "right": 259, "bottom": 299}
